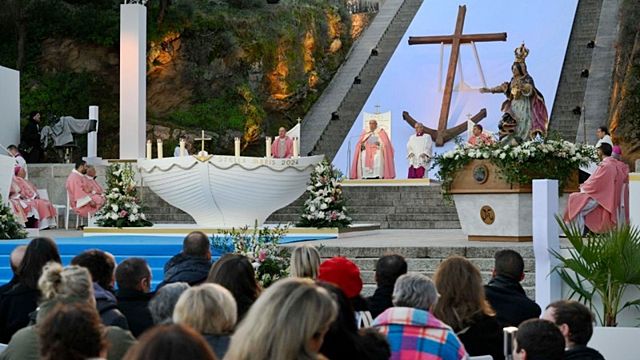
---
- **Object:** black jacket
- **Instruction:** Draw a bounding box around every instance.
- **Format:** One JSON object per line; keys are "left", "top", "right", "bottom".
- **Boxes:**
{"left": 22, "top": 121, "right": 41, "bottom": 149}
{"left": 94, "top": 283, "right": 129, "bottom": 330}
{"left": 158, "top": 253, "right": 211, "bottom": 288}
{"left": 456, "top": 313, "right": 504, "bottom": 360}
{"left": 565, "top": 346, "right": 606, "bottom": 360}
{"left": 484, "top": 275, "right": 541, "bottom": 328}
{"left": 0, "top": 282, "right": 40, "bottom": 343}
{"left": 115, "top": 288, "right": 154, "bottom": 338}
{"left": 367, "top": 285, "right": 394, "bottom": 319}
{"left": 203, "top": 334, "right": 231, "bottom": 360}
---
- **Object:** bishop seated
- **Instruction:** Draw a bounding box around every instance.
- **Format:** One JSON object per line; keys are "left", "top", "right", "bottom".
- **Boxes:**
{"left": 272, "top": 127, "right": 293, "bottom": 159}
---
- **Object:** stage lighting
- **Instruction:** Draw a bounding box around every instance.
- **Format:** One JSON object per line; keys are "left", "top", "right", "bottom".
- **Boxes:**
{"left": 353, "top": 76, "right": 361, "bottom": 84}
{"left": 587, "top": 40, "right": 595, "bottom": 48}
{"left": 331, "top": 112, "right": 340, "bottom": 121}
{"left": 371, "top": 48, "right": 379, "bottom": 56}
{"left": 572, "top": 106, "right": 582, "bottom": 115}
{"left": 581, "top": 69, "right": 589, "bottom": 78}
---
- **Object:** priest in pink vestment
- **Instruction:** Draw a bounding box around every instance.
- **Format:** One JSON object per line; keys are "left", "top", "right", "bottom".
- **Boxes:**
{"left": 564, "top": 143, "right": 621, "bottom": 233}
{"left": 350, "top": 120, "right": 395, "bottom": 179}
{"left": 467, "top": 124, "right": 495, "bottom": 147}
{"left": 271, "top": 127, "right": 294, "bottom": 159}
{"left": 13, "top": 167, "right": 58, "bottom": 229}
{"left": 8, "top": 173, "right": 29, "bottom": 226}
{"left": 84, "top": 165, "right": 105, "bottom": 196}
{"left": 65, "top": 160, "right": 104, "bottom": 218}
{"left": 612, "top": 146, "right": 630, "bottom": 224}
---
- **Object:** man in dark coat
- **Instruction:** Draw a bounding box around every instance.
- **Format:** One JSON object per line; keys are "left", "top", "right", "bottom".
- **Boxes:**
{"left": 115, "top": 258, "right": 154, "bottom": 337}
{"left": 157, "top": 231, "right": 212, "bottom": 288}
{"left": 0, "top": 246, "right": 26, "bottom": 296}
{"left": 367, "top": 254, "right": 407, "bottom": 319}
{"left": 22, "top": 111, "right": 43, "bottom": 163}
{"left": 484, "top": 249, "right": 541, "bottom": 328}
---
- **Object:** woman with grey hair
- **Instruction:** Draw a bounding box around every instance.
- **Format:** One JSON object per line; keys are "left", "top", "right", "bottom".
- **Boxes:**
{"left": 372, "top": 273, "right": 468, "bottom": 359}
{"left": 148, "top": 282, "right": 189, "bottom": 324}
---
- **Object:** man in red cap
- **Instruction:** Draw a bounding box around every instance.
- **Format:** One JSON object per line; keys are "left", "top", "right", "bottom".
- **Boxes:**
{"left": 318, "top": 257, "right": 372, "bottom": 328}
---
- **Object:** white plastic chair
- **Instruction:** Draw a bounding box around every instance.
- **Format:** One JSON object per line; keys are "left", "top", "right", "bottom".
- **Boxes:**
{"left": 37, "top": 189, "right": 66, "bottom": 228}
{"left": 65, "top": 191, "right": 93, "bottom": 229}
{"left": 469, "top": 356, "right": 493, "bottom": 360}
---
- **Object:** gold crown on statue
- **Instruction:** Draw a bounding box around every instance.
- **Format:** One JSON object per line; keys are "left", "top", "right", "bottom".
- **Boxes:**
{"left": 514, "top": 43, "right": 529, "bottom": 63}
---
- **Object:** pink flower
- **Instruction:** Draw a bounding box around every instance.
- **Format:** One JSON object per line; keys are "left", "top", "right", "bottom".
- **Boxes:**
{"left": 258, "top": 250, "right": 267, "bottom": 262}
{"left": 330, "top": 211, "right": 338, "bottom": 220}
{"left": 119, "top": 210, "right": 128, "bottom": 217}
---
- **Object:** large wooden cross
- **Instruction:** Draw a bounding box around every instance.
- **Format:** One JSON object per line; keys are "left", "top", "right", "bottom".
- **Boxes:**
{"left": 403, "top": 5, "right": 507, "bottom": 146}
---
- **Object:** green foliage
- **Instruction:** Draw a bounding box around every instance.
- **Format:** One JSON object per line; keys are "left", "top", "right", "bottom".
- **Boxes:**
{"left": 226, "top": 0, "right": 265, "bottom": 9}
{"left": 169, "top": 95, "right": 246, "bottom": 132}
{"left": 0, "top": 195, "right": 28, "bottom": 240}
{"left": 552, "top": 219, "right": 640, "bottom": 326}
{"left": 299, "top": 158, "right": 351, "bottom": 228}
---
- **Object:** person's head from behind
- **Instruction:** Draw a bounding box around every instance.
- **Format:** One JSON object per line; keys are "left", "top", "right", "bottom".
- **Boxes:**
{"left": 7, "top": 144, "right": 18, "bottom": 156}
{"left": 513, "top": 319, "right": 565, "bottom": 360}
{"left": 318, "top": 257, "right": 363, "bottom": 300}
{"left": 30, "top": 111, "right": 41, "bottom": 123}
{"left": 612, "top": 145, "right": 622, "bottom": 160}
{"left": 374, "top": 254, "right": 407, "bottom": 287}
{"left": 39, "top": 262, "right": 95, "bottom": 306}
{"left": 71, "top": 249, "right": 116, "bottom": 291}
{"left": 116, "top": 257, "right": 152, "bottom": 293}
{"left": 226, "top": 278, "right": 337, "bottom": 360}
{"left": 183, "top": 231, "right": 211, "bottom": 260}
{"left": 473, "top": 124, "right": 483, "bottom": 137}
{"left": 149, "top": 282, "right": 189, "bottom": 324}
{"left": 290, "top": 245, "right": 321, "bottom": 279}
{"left": 122, "top": 324, "right": 216, "bottom": 360}
{"left": 433, "top": 256, "right": 494, "bottom": 330}
{"left": 541, "top": 300, "right": 594, "bottom": 349}
{"left": 316, "top": 281, "right": 357, "bottom": 339}
{"left": 38, "top": 302, "right": 106, "bottom": 360}
{"left": 173, "top": 283, "right": 237, "bottom": 336}
{"left": 75, "top": 159, "right": 87, "bottom": 174}
{"left": 393, "top": 273, "right": 438, "bottom": 312}
{"left": 358, "top": 328, "right": 392, "bottom": 360}
{"left": 207, "top": 254, "right": 260, "bottom": 319}
{"left": 493, "top": 249, "right": 525, "bottom": 281}
{"left": 86, "top": 165, "right": 97, "bottom": 178}
{"left": 9, "top": 245, "right": 27, "bottom": 274}
{"left": 17, "top": 237, "right": 61, "bottom": 289}
{"left": 596, "top": 126, "right": 609, "bottom": 139}
{"left": 597, "top": 142, "right": 612, "bottom": 160}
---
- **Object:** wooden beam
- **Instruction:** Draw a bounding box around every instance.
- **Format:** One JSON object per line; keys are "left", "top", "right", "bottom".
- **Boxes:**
{"left": 409, "top": 32, "right": 507, "bottom": 45}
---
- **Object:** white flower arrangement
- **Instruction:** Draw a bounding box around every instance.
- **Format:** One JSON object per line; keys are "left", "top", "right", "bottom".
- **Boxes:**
{"left": 95, "top": 163, "right": 152, "bottom": 228}
{"left": 299, "top": 158, "right": 351, "bottom": 228}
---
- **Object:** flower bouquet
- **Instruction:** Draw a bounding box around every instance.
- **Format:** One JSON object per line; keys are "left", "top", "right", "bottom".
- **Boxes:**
{"left": 298, "top": 158, "right": 351, "bottom": 228}
{"left": 0, "top": 195, "right": 28, "bottom": 239}
{"left": 95, "top": 163, "right": 152, "bottom": 227}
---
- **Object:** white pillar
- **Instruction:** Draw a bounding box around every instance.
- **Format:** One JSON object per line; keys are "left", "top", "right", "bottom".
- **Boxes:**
{"left": 119, "top": 4, "right": 147, "bottom": 160}
{"left": 532, "top": 179, "right": 562, "bottom": 310}
{"left": 630, "top": 173, "right": 640, "bottom": 227}
{"left": 88, "top": 105, "right": 98, "bottom": 158}
{"left": 0, "top": 66, "right": 20, "bottom": 149}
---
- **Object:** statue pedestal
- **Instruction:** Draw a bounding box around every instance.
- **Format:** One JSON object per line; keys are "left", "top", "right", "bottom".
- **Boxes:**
{"left": 450, "top": 160, "right": 578, "bottom": 242}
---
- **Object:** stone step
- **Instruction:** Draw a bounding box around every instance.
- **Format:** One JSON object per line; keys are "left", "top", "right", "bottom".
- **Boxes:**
{"left": 347, "top": 257, "right": 535, "bottom": 273}
{"left": 361, "top": 284, "right": 535, "bottom": 298}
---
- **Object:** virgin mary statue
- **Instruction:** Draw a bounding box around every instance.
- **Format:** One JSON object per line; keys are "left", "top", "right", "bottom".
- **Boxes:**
{"left": 480, "top": 43, "right": 549, "bottom": 141}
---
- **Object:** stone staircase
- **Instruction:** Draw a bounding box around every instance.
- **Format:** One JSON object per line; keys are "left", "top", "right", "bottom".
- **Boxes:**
{"left": 308, "top": 245, "right": 536, "bottom": 298}
{"left": 268, "top": 185, "right": 460, "bottom": 229}
{"left": 548, "top": 0, "right": 604, "bottom": 140}
{"left": 302, "top": 0, "right": 424, "bottom": 159}
{"left": 138, "top": 187, "right": 195, "bottom": 224}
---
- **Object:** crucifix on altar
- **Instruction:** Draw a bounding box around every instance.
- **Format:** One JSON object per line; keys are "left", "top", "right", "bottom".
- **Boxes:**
{"left": 402, "top": 5, "right": 507, "bottom": 146}
{"left": 195, "top": 130, "right": 212, "bottom": 156}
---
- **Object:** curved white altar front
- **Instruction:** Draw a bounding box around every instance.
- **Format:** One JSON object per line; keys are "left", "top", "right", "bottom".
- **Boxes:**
{"left": 137, "top": 155, "right": 323, "bottom": 227}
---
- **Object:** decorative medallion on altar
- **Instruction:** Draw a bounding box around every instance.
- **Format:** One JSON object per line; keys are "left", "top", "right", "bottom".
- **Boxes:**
{"left": 480, "top": 205, "right": 495, "bottom": 225}
{"left": 472, "top": 164, "right": 489, "bottom": 184}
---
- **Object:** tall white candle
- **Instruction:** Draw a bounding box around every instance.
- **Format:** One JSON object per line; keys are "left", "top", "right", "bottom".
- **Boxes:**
{"left": 293, "top": 137, "right": 299, "bottom": 158}
{"left": 234, "top": 137, "right": 241, "bottom": 157}
{"left": 266, "top": 137, "right": 272, "bottom": 158}
{"left": 179, "top": 139, "right": 186, "bottom": 156}
{"left": 146, "top": 140, "right": 152, "bottom": 160}
{"left": 157, "top": 139, "right": 163, "bottom": 159}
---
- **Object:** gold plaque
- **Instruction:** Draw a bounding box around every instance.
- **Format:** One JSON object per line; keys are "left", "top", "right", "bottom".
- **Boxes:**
{"left": 480, "top": 205, "right": 495, "bottom": 225}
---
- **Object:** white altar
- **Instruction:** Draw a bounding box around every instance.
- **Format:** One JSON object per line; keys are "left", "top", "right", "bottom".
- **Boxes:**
{"left": 137, "top": 154, "right": 323, "bottom": 227}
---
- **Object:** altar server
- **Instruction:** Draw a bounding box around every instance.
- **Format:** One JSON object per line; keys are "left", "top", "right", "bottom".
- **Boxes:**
{"left": 406, "top": 123, "right": 433, "bottom": 179}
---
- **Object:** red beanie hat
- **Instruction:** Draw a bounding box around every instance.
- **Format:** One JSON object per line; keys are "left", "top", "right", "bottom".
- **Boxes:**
{"left": 318, "top": 257, "right": 363, "bottom": 298}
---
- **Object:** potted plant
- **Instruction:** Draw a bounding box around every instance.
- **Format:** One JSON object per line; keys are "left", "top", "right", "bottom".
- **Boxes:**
{"left": 551, "top": 220, "right": 640, "bottom": 326}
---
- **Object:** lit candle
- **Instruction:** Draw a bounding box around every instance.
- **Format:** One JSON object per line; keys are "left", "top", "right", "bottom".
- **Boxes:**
{"left": 234, "top": 137, "right": 241, "bottom": 157}
{"left": 146, "top": 140, "right": 152, "bottom": 160}
{"left": 266, "top": 137, "right": 272, "bottom": 158}
{"left": 157, "top": 139, "right": 163, "bottom": 159}
{"left": 293, "top": 137, "right": 299, "bottom": 158}
{"left": 179, "top": 139, "right": 186, "bottom": 157}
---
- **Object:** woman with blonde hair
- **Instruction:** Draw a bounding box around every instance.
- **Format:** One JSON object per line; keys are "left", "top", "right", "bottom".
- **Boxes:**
{"left": 433, "top": 256, "right": 503, "bottom": 360}
{"left": 173, "top": 283, "right": 237, "bottom": 359}
{"left": 290, "top": 245, "right": 321, "bottom": 279}
{"left": 0, "top": 263, "right": 135, "bottom": 360}
{"left": 224, "top": 278, "right": 337, "bottom": 360}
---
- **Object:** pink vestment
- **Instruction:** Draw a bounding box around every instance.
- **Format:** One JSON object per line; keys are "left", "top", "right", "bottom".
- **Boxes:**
{"left": 613, "top": 159, "right": 630, "bottom": 223}
{"left": 350, "top": 128, "right": 395, "bottom": 179}
{"left": 271, "top": 136, "right": 293, "bottom": 159}
{"left": 13, "top": 176, "right": 57, "bottom": 228}
{"left": 85, "top": 176, "right": 104, "bottom": 195}
{"left": 564, "top": 157, "right": 619, "bottom": 233}
{"left": 467, "top": 133, "right": 495, "bottom": 147}
{"left": 66, "top": 170, "right": 104, "bottom": 218}
{"left": 8, "top": 181, "right": 28, "bottom": 225}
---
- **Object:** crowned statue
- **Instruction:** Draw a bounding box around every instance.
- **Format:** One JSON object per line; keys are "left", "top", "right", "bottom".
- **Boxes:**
{"left": 480, "top": 43, "right": 549, "bottom": 141}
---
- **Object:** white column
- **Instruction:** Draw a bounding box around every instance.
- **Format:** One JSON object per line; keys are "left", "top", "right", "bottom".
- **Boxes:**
{"left": 88, "top": 105, "right": 98, "bottom": 158}
{"left": 532, "top": 179, "right": 562, "bottom": 310}
{"left": 630, "top": 173, "right": 640, "bottom": 227}
{"left": 119, "top": 4, "right": 147, "bottom": 160}
{"left": 0, "top": 66, "right": 20, "bottom": 149}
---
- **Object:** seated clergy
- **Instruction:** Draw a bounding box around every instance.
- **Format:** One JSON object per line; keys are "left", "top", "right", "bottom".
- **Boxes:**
{"left": 467, "top": 124, "right": 495, "bottom": 147}
{"left": 612, "top": 145, "right": 630, "bottom": 225}
{"left": 13, "top": 166, "right": 57, "bottom": 229}
{"left": 271, "top": 127, "right": 293, "bottom": 159}
{"left": 406, "top": 123, "right": 433, "bottom": 179}
{"left": 350, "top": 120, "right": 395, "bottom": 179}
{"left": 564, "top": 143, "right": 621, "bottom": 233}
{"left": 66, "top": 160, "right": 105, "bottom": 218}
{"left": 7, "top": 145, "right": 27, "bottom": 177}
{"left": 8, "top": 170, "right": 31, "bottom": 226}
{"left": 84, "top": 165, "right": 105, "bottom": 197}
